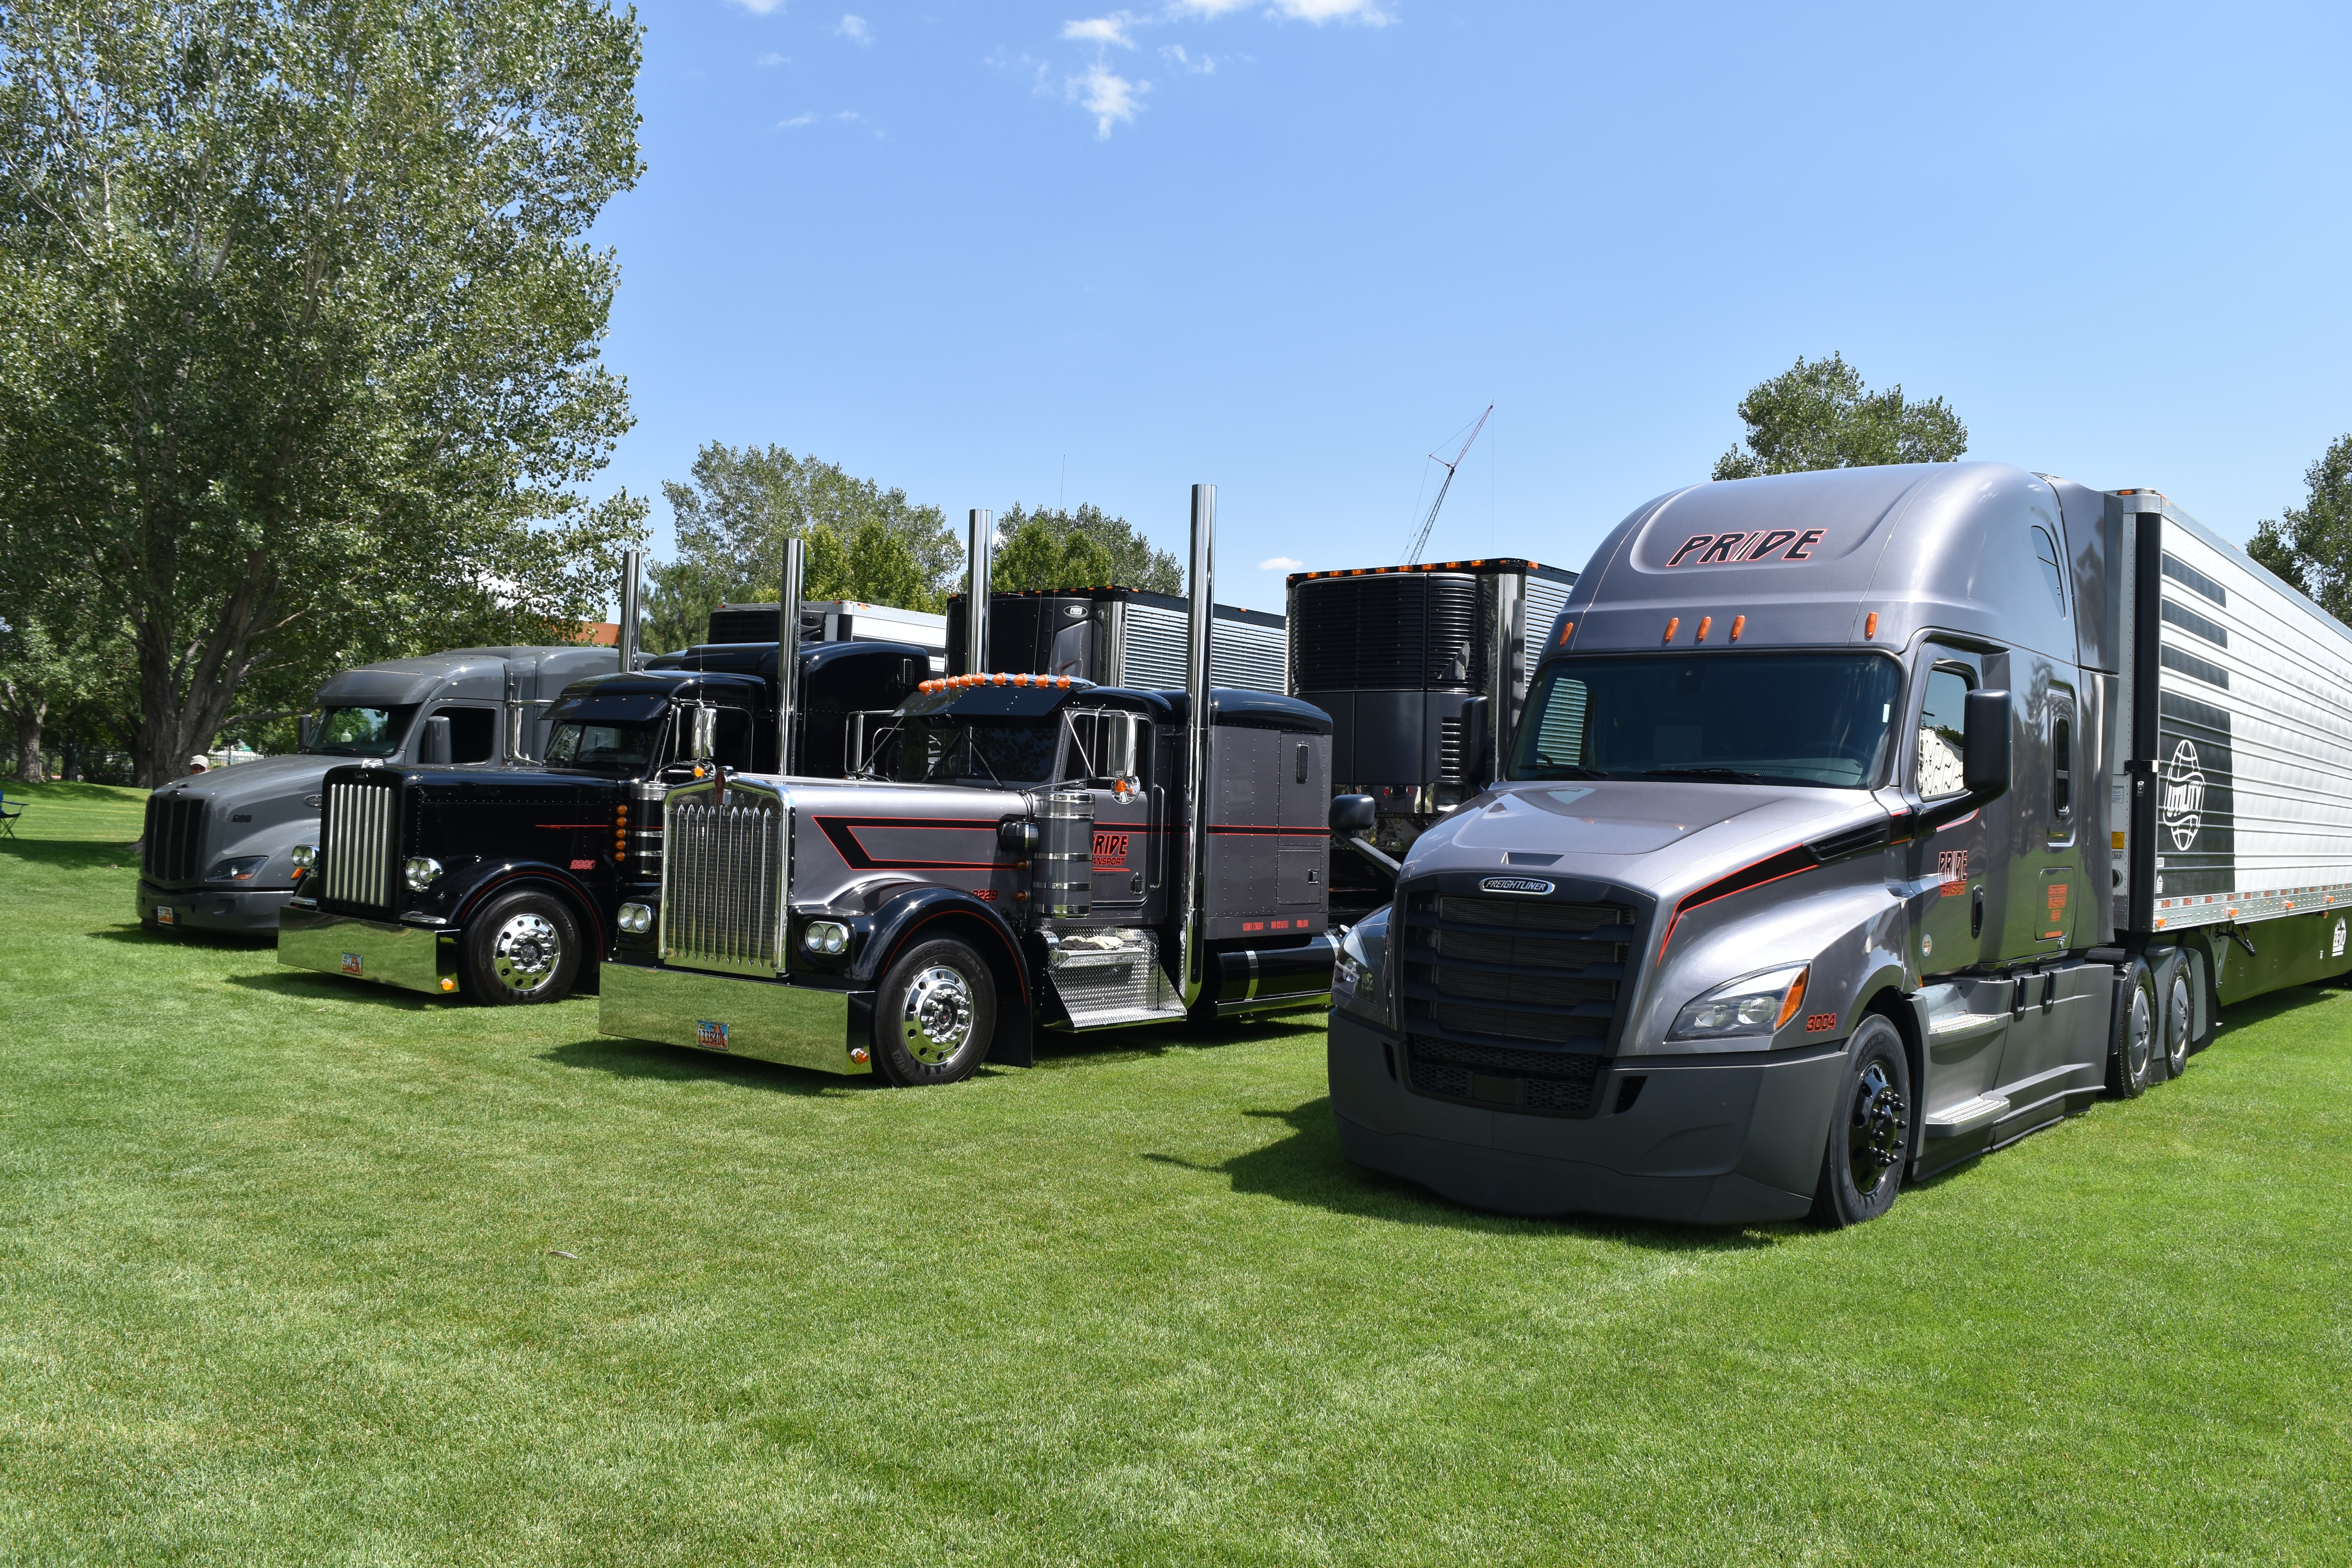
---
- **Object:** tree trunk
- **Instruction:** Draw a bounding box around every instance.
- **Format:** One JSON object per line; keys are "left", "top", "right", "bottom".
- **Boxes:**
{"left": 13, "top": 713, "right": 46, "bottom": 784}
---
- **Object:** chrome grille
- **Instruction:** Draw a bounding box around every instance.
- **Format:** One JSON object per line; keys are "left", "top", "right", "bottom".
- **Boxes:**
{"left": 320, "top": 776, "right": 400, "bottom": 913}
{"left": 143, "top": 794, "right": 207, "bottom": 883}
{"left": 1397, "top": 888, "right": 1632, "bottom": 1118}
{"left": 661, "top": 784, "right": 787, "bottom": 977}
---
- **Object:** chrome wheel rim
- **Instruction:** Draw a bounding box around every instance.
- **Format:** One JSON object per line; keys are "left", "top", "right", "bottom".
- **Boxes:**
{"left": 491, "top": 913, "right": 561, "bottom": 993}
{"left": 2166, "top": 974, "right": 2191, "bottom": 1073}
{"left": 2126, "top": 987, "right": 2153, "bottom": 1083}
{"left": 1847, "top": 1058, "right": 1907, "bottom": 1196}
{"left": 901, "top": 966, "right": 974, "bottom": 1065}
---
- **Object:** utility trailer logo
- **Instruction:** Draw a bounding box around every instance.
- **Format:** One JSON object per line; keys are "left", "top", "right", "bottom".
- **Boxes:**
{"left": 2336, "top": 919, "right": 2347, "bottom": 960}
{"left": 2160, "top": 740, "right": 2206, "bottom": 851}
{"left": 1663, "top": 529, "right": 1825, "bottom": 567}
{"left": 1480, "top": 877, "right": 1554, "bottom": 895}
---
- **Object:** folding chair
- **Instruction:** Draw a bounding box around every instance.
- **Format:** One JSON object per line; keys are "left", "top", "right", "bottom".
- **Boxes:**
{"left": 0, "top": 788, "right": 20, "bottom": 839}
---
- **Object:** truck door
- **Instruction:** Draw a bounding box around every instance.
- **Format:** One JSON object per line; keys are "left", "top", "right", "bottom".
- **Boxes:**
{"left": 1067, "top": 709, "right": 1150, "bottom": 915}
{"left": 1993, "top": 670, "right": 2103, "bottom": 1119}
{"left": 1910, "top": 653, "right": 1998, "bottom": 976}
{"left": 1276, "top": 730, "right": 1329, "bottom": 918}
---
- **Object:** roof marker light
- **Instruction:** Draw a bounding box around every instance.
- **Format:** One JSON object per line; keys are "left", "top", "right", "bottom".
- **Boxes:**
{"left": 1557, "top": 619, "right": 1575, "bottom": 646}
{"left": 1730, "top": 614, "right": 1746, "bottom": 643}
{"left": 1663, "top": 617, "right": 1680, "bottom": 644}
{"left": 1695, "top": 615, "right": 1713, "bottom": 644}
{"left": 1864, "top": 612, "right": 1880, "bottom": 639}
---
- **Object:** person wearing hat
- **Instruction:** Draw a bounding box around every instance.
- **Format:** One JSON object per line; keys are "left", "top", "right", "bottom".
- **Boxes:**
{"left": 185, "top": 754, "right": 209, "bottom": 777}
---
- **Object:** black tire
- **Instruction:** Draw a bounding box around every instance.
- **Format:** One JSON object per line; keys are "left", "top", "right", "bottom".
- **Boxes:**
{"left": 2107, "top": 958, "right": 2154, "bottom": 1099}
{"left": 871, "top": 937, "right": 996, "bottom": 1087}
{"left": 459, "top": 889, "right": 582, "bottom": 1005}
{"left": 2161, "top": 963, "right": 2192, "bottom": 1080}
{"left": 1810, "top": 1016, "right": 1912, "bottom": 1228}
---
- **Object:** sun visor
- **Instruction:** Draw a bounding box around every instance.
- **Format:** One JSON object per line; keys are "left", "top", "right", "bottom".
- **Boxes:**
{"left": 545, "top": 692, "right": 670, "bottom": 725}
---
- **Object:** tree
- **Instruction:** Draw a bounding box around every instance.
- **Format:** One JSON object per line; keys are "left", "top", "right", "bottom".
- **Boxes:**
{"left": 991, "top": 503, "right": 1179, "bottom": 593}
{"left": 2249, "top": 435, "right": 2352, "bottom": 626}
{"left": 0, "top": 0, "right": 648, "bottom": 784}
{"left": 1713, "top": 352, "right": 1968, "bottom": 481}
{"left": 645, "top": 443, "right": 961, "bottom": 651}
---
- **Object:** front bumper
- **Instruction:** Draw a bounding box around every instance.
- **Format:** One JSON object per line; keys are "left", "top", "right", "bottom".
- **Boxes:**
{"left": 599, "top": 962, "right": 871, "bottom": 1076}
{"left": 1327, "top": 1011, "right": 1844, "bottom": 1225}
{"left": 278, "top": 905, "right": 453, "bottom": 995}
{"left": 138, "top": 879, "right": 295, "bottom": 935}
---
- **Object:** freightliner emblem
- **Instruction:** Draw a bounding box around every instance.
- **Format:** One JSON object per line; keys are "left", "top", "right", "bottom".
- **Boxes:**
{"left": 1481, "top": 877, "right": 1554, "bottom": 895}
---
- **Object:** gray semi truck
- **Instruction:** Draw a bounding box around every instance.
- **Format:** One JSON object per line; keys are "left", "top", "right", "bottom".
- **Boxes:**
{"left": 1327, "top": 463, "right": 2352, "bottom": 1226}
{"left": 592, "top": 490, "right": 1339, "bottom": 1083}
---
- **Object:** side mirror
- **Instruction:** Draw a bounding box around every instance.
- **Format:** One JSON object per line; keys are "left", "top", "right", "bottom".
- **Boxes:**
{"left": 1962, "top": 689, "right": 2013, "bottom": 800}
{"left": 298, "top": 714, "right": 318, "bottom": 751}
{"left": 418, "top": 715, "right": 452, "bottom": 765}
{"left": 1329, "top": 793, "right": 1376, "bottom": 835}
{"left": 1458, "top": 696, "right": 1492, "bottom": 788}
{"left": 688, "top": 706, "right": 716, "bottom": 760}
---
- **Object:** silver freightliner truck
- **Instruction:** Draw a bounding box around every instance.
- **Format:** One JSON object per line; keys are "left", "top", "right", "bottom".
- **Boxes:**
{"left": 1328, "top": 463, "right": 2352, "bottom": 1225}
{"left": 594, "top": 489, "right": 1340, "bottom": 1083}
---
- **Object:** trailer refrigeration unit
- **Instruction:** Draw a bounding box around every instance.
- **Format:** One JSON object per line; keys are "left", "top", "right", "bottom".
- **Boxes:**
{"left": 1285, "top": 558, "right": 1578, "bottom": 924}
{"left": 709, "top": 599, "right": 949, "bottom": 673}
{"left": 278, "top": 556, "right": 932, "bottom": 1007}
{"left": 595, "top": 490, "right": 1340, "bottom": 1086}
{"left": 1326, "top": 463, "right": 2352, "bottom": 1227}
{"left": 944, "top": 586, "right": 1288, "bottom": 694}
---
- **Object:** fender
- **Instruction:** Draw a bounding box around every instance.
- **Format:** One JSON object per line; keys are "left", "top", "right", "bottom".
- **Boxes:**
{"left": 443, "top": 860, "right": 609, "bottom": 953}
{"left": 851, "top": 885, "right": 1034, "bottom": 1068}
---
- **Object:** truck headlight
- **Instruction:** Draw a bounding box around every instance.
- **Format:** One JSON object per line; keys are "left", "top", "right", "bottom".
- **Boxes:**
{"left": 403, "top": 856, "right": 444, "bottom": 891}
{"left": 290, "top": 844, "right": 317, "bottom": 870}
{"left": 207, "top": 856, "right": 269, "bottom": 882}
{"left": 618, "top": 902, "right": 654, "bottom": 935}
{"left": 1668, "top": 964, "right": 1810, "bottom": 1042}
{"left": 803, "top": 920, "right": 850, "bottom": 956}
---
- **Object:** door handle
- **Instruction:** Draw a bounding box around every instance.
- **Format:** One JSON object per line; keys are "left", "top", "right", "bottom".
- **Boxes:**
{"left": 1970, "top": 885, "right": 1985, "bottom": 939}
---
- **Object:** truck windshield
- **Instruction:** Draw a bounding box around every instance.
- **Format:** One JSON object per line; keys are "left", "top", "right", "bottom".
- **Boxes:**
{"left": 1510, "top": 653, "right": 1902, "bottom": 789}
{"left": 310, "top": 705, "right": 419, "bottom": 757}
{"left": 893, "top": 715, "right": 1060, "bottom": 787}
{"left": 544, "top": 720, "right": 660, "bottom": 772}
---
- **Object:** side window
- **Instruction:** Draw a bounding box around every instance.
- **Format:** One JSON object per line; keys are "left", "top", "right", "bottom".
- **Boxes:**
{"left": 713, "top": 708, "right": 753, "bottom": 771}
{"left": 1916, "top": 669, "right": 1971, "bottom": 799}
{"left": 2031, "top": 526, "right": 2067, "bottom": 618}
{"left": 441, "top": 706, "right": 497, "bottom": 764}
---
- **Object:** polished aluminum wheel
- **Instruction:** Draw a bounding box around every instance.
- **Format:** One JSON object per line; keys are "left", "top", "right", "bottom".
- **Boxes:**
{"left": 2165, "top": 970, "right": 2192, "bottom": 1076}
{"left": 490, "top": 912, "right": 562, "bottom": 993}
{"left": 900, "top": 965, "right": 975, "bottom": 1065}
{"left": 2125, "top": 985, "right": 2154, "bottom": 1084}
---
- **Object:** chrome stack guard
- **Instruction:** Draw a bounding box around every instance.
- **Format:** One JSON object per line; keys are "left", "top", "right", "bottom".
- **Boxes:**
{"left": 599, "top": 963, "right": 868, "bottom": 1076}
{"left": 278, "top": 905, "right": 450, "bottom": 995}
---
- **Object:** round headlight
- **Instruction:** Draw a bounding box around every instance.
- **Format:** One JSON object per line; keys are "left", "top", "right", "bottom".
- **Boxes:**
{"left": 290, "top": 844, "right": 317, "bottom": 870}
{"left": 618, "top": 902, "right": 653, "bottom": 935}
{"left": 802, "top": 920, "right": 850, "bottom": 956}
{"left": 403, "top": 855, "right": 444, "bottom": 891}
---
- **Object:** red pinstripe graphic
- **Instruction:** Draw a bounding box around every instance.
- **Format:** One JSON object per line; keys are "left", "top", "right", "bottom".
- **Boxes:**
{"left": 1657, "top": 849, "right": 1816, "bottom": 959}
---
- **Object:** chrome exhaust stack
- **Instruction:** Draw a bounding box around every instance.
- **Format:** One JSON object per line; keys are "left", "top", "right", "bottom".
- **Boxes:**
{"left": 964, "top": 508, "right": 993, "bottom": 674}
{"left": 617, "top": 548, "right": 642, "bottom": 672}
{"left": 1178, "top": 483, "right": 1215, "bottom": 1007}
{"left": 775, "top": 536, "right": 804, "bottom": 775}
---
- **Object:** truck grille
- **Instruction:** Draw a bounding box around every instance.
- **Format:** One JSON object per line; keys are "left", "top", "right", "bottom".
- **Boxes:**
{"left": 142, "top": 794, "right": 207, "bottom": 883}
{"left": 1397, "top": 890, "right": 1631, "bottom": 1117}
{"left": 320, "top": 775, "right": 401, "bottom": 915}
{"left": 661, "top": 785, "right": 787, "bottom": 977}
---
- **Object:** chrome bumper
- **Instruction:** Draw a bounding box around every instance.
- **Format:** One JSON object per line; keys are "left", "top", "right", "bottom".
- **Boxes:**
{"left": 599, "top": 962, "right": 869, "bottom": 1076}
{"left": 278, "top": 905, "right": 450, "bottom": 994}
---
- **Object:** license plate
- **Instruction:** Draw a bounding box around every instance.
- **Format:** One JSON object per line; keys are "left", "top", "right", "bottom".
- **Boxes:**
{"left": 340, "top": 952, "right": 364, "bottom": 976}
{"left": 154, "top": 906, "right": 176, "bottom": 926}
{"left": 695, "top": 1019, "right": 731, "bottom": 1052}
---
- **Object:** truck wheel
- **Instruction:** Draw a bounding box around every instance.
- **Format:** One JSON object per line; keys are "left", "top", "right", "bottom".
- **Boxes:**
{"left": 461, "top": 890, "right": 581, "bottom": 1005}
{"left": 872, "top": 938, "right": 996, "bottom": 1086}
{"left": 2163, "top": 966, "right": 2192, "bottom": 1079}
{"left": 2107, "top": 959, "right": 2155, "bottom": 1098}
{"left": 1810, "top": 1016, "right": 1911, "bottom": 1228}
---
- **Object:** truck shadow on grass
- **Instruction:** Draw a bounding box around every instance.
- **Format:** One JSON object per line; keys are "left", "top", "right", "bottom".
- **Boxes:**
{"left": 1, "top": 839, "right": 143, "bottom": 873}
{"left": 539, "top": 1036, "right": 856, "bottom": 1098}
{"left": 222, "top": 968, "right": 447, "bottom": 1011}
{"left": 1147, "top": 1099, "right": 1793, "bottom": 1250}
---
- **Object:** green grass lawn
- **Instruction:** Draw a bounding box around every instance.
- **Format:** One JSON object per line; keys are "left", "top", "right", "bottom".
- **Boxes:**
{"left": 2, "top": 780, "right": 2347, "bottom": 1564}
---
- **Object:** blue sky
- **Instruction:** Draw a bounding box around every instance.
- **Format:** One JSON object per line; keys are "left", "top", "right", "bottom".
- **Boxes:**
{"left": 592, "top": 0, "right": 2352, "bottom": 614}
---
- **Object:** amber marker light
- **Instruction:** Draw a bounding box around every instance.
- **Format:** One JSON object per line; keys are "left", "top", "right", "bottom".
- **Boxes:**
{"left": 1775, "top": 967, "right": 1810, "bottom": 1029}
{"left": 1695, "top": 615, "right": 1713, "bottom": 643}
{"left": 1556, "top": 620, "right": 1575, "bottom": 646}
{"left": 1663, "top": 617, "right": 1680, "bottom": 644}
{"left": 1730, "top": 615, "right": 1746, "bottom": 642}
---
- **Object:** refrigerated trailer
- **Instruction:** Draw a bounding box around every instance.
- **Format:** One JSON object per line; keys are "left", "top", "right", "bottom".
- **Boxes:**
{"left": 593, "top": 489, "right": 1340, "bottom": 1085}
{"left": 1285, "top": 558, "right": 1578, "bottom": 924}
{"left": 944, "top": 585, "right": 1288, "bottom": 694}
{"left": 1327, "top": 463, "right": 2352, "bottom": 1226}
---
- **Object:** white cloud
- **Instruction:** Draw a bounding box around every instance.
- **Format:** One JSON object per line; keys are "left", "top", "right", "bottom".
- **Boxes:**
{"left": 1259, "top": 555, "right": 1304, "bottom": 571}
{"left": 756, "top": 52, "right": 787, "bottom": 66}
{"left": 726, "top": 0, "right": 785, "bottom": 13}
{"left": 1071, "top": 63, "right": 1145, "bottom": 138}
{"left": 1063, "top": 14, "right": 1138, "bottom": 47}
{"left": 1172, "top": 0, "right": 1388, "bottom": 20}
{"left": 834, "top": 13, "right": 871, "bottom": 42}
{"left": 776, "top": 112, "right": 815, "bottom": 127}
{"left": 1159, "top": 42, "right": 1214, "bottom": 72}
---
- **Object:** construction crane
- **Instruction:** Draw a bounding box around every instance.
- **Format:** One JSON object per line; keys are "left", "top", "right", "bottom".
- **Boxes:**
{"left": 1401, "top": 403, "right": 1494, "bottom": 565}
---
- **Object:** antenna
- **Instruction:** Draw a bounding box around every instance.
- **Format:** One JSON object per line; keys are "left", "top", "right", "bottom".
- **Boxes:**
{"left": 1402, "top": 403, "right": 1494, "bottom": 564}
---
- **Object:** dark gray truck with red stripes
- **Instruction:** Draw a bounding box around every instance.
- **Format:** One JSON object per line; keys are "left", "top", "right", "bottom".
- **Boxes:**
{"left": 1328, "top": 462, "right": 2352, "bottom": 1225}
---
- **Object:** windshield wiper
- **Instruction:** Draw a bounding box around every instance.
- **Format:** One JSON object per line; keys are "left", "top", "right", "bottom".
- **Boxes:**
{"left": 1530, "top": 758, "right": 1606, "bottom": 779}
{"left": 1641, "top": 766, "right": 1767, "bottom": 784}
